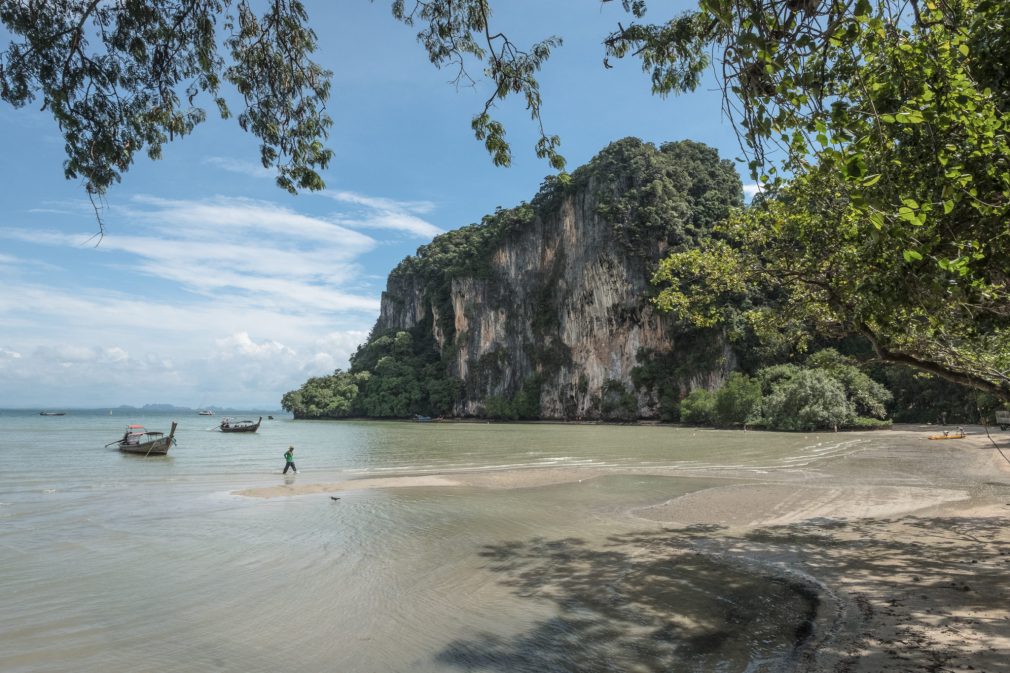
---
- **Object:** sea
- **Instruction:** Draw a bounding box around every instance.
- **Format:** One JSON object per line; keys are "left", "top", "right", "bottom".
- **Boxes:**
{"left": 0, "top": 409, "right": 877, "bottom": 673}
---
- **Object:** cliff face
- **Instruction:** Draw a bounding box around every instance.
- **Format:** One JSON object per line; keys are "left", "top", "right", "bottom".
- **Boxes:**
{"left": 370, "top": 138, "right": 743, "bottom": 419}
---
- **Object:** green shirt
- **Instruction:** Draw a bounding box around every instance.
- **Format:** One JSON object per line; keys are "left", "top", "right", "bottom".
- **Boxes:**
{"left": 284, "top": 450, "right": 294, "bottom": 462}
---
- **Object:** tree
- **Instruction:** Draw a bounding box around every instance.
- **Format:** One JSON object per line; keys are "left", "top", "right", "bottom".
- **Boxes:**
{"left": 678, "top": 388, "right": 716, "bottom": 425}
{"left": 713, "top": 371, "right": 761, "bottom": 426}
{"left": 1, "top": 0, "right": 332, "bottom": 205}
{"left": 761, "top": 369, "right": 853, "bottom": 432}
{"left": 805, "top": 348, "right": 891, "bottom": 419}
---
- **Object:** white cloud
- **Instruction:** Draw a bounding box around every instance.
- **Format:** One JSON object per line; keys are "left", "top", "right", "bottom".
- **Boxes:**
{"left": 0, "top": 195, "right": 381, "bottom": 314}
{"left": 0, "top": 191, "right": 416, "bottom": 407}
{"left": 742, "top": 183, "right": 763, "bottom": 198}
{"left": 323, "top": 190, "right": 442, "bottom": 238}
{"left": 216, "top": 331, "right": 295, "bottom": 359}
{"left": 202, "top": 155, "right": 443, "bottom": 238}
{"left": 0, "top": 281, "right": 373, "bottom": 406}
{"left": 328, "top": 191, "right": 436, "bottom": 215}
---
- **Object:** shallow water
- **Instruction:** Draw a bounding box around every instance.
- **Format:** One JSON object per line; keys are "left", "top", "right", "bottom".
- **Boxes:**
{"left": 0, "top": 411, "right": 902, "bottom": 672}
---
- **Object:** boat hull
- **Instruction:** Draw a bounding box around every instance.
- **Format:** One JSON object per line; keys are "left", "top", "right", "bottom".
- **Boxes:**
{"left": 116, "top": 421, "right": 178, "bottom": 455}
{"left": 118, "top": 437, "right": 173, "bottom": 455}
{"left": 220, "top": 417, "right": 261, "bottom": 433}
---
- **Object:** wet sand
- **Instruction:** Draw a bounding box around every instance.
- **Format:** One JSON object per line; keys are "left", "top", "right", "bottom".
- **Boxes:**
{"left": 235, "top": 425, "right": 1010, "bottom": 672}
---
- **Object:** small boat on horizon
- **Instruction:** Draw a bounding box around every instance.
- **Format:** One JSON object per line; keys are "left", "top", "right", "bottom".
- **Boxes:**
{"left": 39, "top": 411, "right": 66, "bottom": 416}
{"left": 220, "top": 417, "right": 262, "bottom": 433}
{"left": 197, "top": 410, "right": 215, "bottom": 416}
{"left": 107, "top": 422, "right": 178, "bottom": 455}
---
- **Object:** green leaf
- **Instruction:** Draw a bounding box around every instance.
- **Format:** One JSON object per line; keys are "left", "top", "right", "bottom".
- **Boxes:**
{"left": 903, "top": 250, "right": 923, "bottom": 262}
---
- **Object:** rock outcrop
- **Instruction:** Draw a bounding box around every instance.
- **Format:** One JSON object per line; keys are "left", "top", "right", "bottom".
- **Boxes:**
{"left": 370, "top": 138, "right": 743, "bottom": 419}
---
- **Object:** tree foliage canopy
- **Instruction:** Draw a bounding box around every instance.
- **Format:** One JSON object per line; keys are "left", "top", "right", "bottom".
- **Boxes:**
{"left": 641, "top": 0, "right": 1010, "bottom": 401}
{"left": 0, "top": 0, "right": 332, "bottom": 197}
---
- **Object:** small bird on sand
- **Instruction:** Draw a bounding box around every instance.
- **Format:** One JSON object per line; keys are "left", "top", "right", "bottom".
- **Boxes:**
{"left": 330, "top": 496, "right": 341, "bottom": 501}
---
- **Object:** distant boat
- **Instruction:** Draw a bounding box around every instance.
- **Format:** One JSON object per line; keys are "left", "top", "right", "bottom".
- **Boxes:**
{"left": 414, "top": 414, "right": 432, "bottom": 422}
{"left": 220, "top": 416, "right": 262, "bottom": 433}
{"left": 197, "top": 410, "right": 215, "bottom": 416}
{"left": 107, "top": 422, "right": 178, "bottom": 455}
{"left": 39, "top": 411, "right": 65, "bottom": 416}
{"left": 267, "top": 415, "right": 274, "bottom": 420}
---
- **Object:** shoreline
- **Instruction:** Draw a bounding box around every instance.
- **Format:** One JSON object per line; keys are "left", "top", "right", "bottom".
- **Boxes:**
{"left": 233, "top": 426, "right": 1010, "bottom": 672}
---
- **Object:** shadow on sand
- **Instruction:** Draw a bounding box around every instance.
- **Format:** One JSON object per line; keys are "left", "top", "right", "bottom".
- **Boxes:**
{"left": 436, "top": 515, "right": 1010, "bottom": 673}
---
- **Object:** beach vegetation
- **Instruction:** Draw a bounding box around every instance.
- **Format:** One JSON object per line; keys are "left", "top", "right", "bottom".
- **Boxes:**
{"left": 677, "top": 349, "right": 892, "bottom": 431}
{"left": 759, "top": 370, "right": 853, "bottom": 433}
{"left": 678, "top": 389, "right": 717, "bottom": 426}
{"left": 713, "top": 372, "right": 762, "bottom": 427}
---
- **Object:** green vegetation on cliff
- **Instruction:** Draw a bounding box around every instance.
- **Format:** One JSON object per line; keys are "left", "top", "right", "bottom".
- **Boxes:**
{"left": 282, "top": 323, "right": 463, "bottom": 419}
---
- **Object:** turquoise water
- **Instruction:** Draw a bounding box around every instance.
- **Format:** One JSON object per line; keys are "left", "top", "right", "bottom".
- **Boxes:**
{"left": 0, "top": 410, "right": 856, "bottom": 673}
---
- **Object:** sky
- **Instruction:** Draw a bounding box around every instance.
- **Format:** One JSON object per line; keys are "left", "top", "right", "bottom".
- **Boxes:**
{"left": 0, "top": 0, "right": 752, "bottom": 409}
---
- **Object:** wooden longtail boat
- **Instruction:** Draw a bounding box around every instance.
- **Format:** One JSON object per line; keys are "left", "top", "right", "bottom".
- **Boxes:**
{"left": 107, "top": 422, "right": 178, "bottom": 455}
{"left": 220, "top": 416, "right": 261, "bottom": 433}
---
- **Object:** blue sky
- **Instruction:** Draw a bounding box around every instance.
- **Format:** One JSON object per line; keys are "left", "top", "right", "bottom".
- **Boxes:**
{"left": 0, "top": 1, "right": 752, "bottom": 409}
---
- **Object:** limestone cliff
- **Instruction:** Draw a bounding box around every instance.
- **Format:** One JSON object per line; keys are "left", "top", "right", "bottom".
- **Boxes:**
{"left": 370, "top": 138, "right": 744, "bottom": 419}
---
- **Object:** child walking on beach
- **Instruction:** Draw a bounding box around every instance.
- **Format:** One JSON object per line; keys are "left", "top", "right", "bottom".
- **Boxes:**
{"left": 283, "top": 446, "right": 297, "bottom": 474}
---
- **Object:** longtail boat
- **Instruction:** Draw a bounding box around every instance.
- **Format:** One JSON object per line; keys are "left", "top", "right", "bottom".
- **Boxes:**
{"left": 107, "top": 422, "right": 178, "bottom": 455}
{"left": 220, "top": 416, "right": 261, "bottom": 433}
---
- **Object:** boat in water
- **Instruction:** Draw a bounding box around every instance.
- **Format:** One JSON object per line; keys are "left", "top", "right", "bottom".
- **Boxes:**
{"left": 107, "top": 422, "right": 178, "bottom": 455}
{"left": 220, "top": 417, "right": 261, "bottom": 433}
{"left": 197, "top": 410, "right": 215, "bottom": 416}
{"left": 39, "top": 411, "right": 66, "bottom": 416}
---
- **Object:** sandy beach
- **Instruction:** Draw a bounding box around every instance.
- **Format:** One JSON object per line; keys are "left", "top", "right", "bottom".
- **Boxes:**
{"left": 236, "top": 425, "right": 1010, "bottom": 672}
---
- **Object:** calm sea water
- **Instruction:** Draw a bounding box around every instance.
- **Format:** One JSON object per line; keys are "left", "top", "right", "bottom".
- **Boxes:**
{"left": 0, "top": 410, "right": 872, "bottom": 673}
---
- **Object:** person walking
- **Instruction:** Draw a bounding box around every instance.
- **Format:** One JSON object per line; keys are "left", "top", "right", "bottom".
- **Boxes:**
{"left": 283, "top": 446, "right": 298, "bottom": 474}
